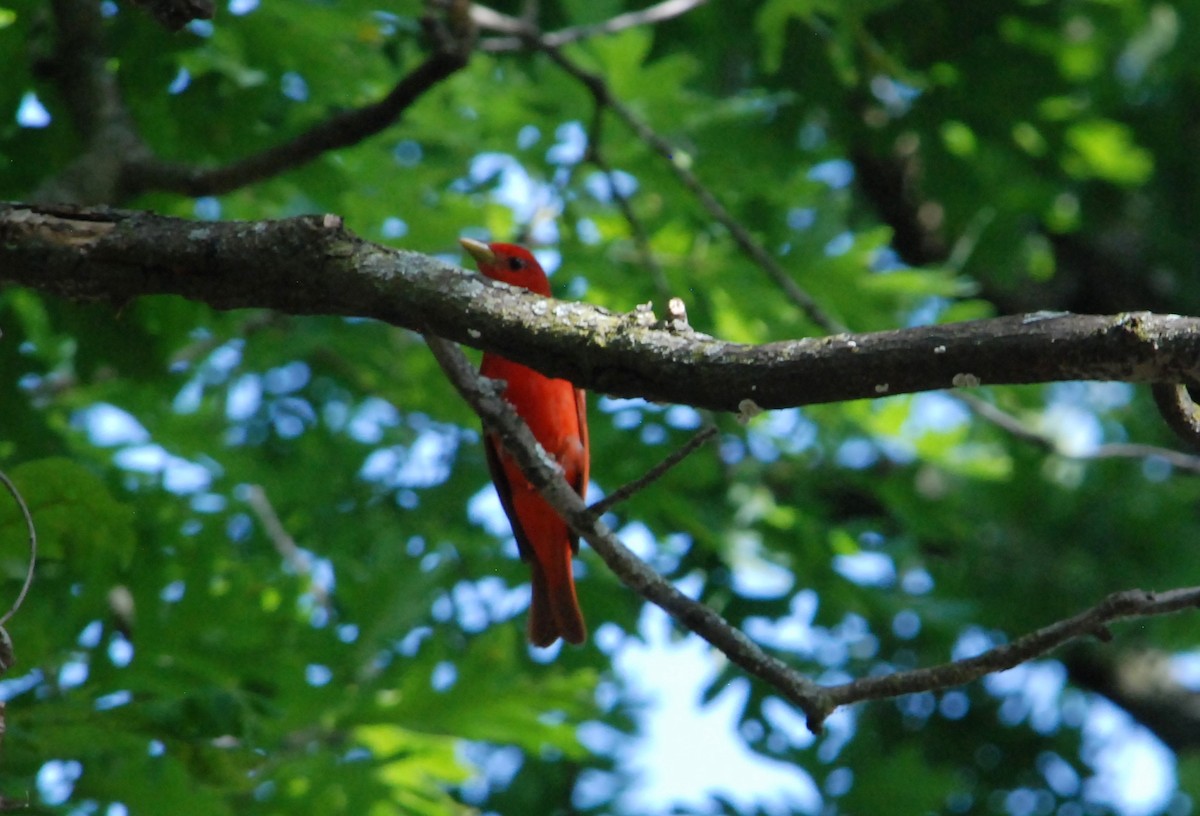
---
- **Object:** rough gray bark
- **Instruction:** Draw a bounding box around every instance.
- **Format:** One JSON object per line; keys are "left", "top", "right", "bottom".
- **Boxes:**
{"left": 5, "top": 203, "right": 1200, "bottom": 415}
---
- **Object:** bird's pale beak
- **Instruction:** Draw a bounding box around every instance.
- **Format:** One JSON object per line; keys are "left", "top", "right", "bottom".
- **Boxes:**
{"left": 459, "top": 237, "right": 496, "bottom": 266}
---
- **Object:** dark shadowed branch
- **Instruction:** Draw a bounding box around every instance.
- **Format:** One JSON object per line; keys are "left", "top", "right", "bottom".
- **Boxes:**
{"left": 34, "top": 0, "right": 151, "bottom": 204}
{"left": 36, "top": 0, "right": 472, "bottom": 204}
{"left": 1151, "top": 384, "right": 1200, "bottom": 452}
{"left": 122, "top": 48, "right": 470, "bottom": 198}
{"left": 127, "top": 0, "right": 214, "bottom": 30}
{"left": 1065, "top": 647, "right": 1200, "bottom": 754}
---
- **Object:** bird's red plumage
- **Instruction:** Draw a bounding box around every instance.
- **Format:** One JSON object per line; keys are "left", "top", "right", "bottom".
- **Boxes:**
{"left": 461, "top": 238, "right": 589, "bottom": 646}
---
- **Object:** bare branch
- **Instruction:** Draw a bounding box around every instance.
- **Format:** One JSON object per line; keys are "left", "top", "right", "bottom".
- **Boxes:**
{"left": 0, "top": 469, "right": 37, "bottom": 632}
{"left": 1152, "top": 383, "right": 1200, "bottom": 451}
{"left": 424, "top": 335, "right": 833, "bottom": 727}
{"left": 127, "top": 0, "right": 215, "bottom": 31}
{"left": 428, "top": 333, "right": 1200, "bottom": 731}
{"left": 823, "top": 586, "right": 1200, "bottom": 709}
{"left": 35, "top": 0, "right": 470, "bottom": 203}
{"left": 466, "top": 3, "right": 526, "bottom": 34}
{"left": 245, "top": 485, "right": 332, "bottom": 613}
{"left": 1066, "top": 647, "right": 1200, "bottom": 753}
{"left": 960, "top": 392, "right": 1200, "bottom": 474}
{"left": 545, "top": 0, "right": 707, "bottom": 46}
{"left": 123, "top": 49, "right": 469, "bottom": 198}
{"left": 540, "top": 45, "right": 845, "bottom": 334}
{"left": 35, "top": 0, "right": 152, "bottom": 204}
{"left": 8, "top": 206, "right": 1200, "bottom": 415}
{"left": 589, "top": 425, "right": 717, "bottom": 516}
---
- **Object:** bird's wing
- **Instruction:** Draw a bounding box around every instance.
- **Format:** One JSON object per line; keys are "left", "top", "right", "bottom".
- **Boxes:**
{"left": 484, "top": 434, "right": 538, "bottom": 565}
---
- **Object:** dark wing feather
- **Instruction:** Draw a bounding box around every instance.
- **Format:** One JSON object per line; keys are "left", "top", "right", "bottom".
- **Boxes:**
{"left": 568, "top": 388, "right": 589, "bottom": 555}
{"left": 484, "top": 434, "right": 537, "bottom": 564}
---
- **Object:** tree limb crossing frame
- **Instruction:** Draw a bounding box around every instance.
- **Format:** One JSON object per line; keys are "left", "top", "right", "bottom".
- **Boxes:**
{"left": 6, "top": 203, "right": 1200, "bottom": 417}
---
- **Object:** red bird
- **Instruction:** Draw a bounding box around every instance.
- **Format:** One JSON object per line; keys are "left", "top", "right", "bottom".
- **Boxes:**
{"left": 459, "top": 238, "right": 589, "bottom": 647}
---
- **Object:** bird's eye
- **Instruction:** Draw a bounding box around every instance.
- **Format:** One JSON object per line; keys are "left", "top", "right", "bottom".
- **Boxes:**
{"left": 507, "top": 257, "right": 525, "bottom": 271}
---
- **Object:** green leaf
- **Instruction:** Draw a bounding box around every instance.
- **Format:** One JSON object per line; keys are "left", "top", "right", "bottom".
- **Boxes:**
{"left": 0, "top": 457, "right": 136, "bottom": 571}
{"left": 1062, "top": 119, "right": 1154, "bottom": 185}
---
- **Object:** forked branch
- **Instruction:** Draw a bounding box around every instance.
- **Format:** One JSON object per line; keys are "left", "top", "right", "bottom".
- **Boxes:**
{"left": 426, "top": 333, "right": 1200, "bottom": 731}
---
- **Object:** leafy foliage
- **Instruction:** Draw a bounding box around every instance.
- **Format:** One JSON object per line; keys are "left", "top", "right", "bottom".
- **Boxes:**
{"left": 2, "top": 0, "right": 1199, "bottom": 814}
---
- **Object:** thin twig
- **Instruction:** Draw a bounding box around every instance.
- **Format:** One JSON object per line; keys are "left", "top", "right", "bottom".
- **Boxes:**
{"left": 960, "top": 392, "right": 1200, "bottom": 474}
{"left": 169, "top": 312, "right": 281, "bottom": 369}
{"left": 589, "top": 425, "right": 717, "bottom": 516}
{"left": 125, "top": 49, "right": 469, "bottom": 198}
{"left": 584, "top": 105, "right": 673, "bottom": 301}
{"left": 245, "top": 485, "right": 332, "bottom": 613}
{"left": 468, "top": 2, "right": 837, "bottom": 329}
{"left": 1089, "top": 443, "right": 1200, "bottom": 472}
{"left": 823, "top": 586, "right": 1200, "bottom": 707}
{"left": 541, "top": 45, "right": 845, "bottom": 334}
{"left": 0, "top": 470, "right": 37, "bottom": 629}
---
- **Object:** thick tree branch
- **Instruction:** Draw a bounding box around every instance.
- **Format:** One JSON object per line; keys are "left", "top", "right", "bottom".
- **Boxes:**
{"left": 851, "top": 147, "right": 947, "bottom": 269}
{"left": 6, "top": 205, "right": 1200, "bottom": 415}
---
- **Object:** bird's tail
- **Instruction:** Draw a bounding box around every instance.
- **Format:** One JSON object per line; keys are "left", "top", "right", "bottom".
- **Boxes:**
{"left": 528, "top": 547, "right": 586, "bottom": 647}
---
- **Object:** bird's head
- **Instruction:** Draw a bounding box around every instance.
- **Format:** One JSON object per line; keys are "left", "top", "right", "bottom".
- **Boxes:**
{"left": 459, "top": 238, "right": 551, "bottom": 296}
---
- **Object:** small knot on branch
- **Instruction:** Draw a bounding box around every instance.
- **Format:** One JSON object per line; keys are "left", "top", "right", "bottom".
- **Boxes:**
{"left": 628, "top": 301, "right": 657, "bottom": 328}
{"left": 652, "top": 296, "right": 696, "bottom": 334}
